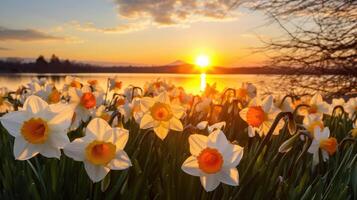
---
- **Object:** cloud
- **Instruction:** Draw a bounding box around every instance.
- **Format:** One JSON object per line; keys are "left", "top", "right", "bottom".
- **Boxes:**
{"left": 113, "top": 0, "right": 240, "bottom": 25}
{"left": 66, "top": 20, "right": 148, "bottom": 34}
{"left": 0, "top": 26, "right": 65, "bottom": 41}
{"left": 0, "top": 47, "right": 11, "bottom": 51}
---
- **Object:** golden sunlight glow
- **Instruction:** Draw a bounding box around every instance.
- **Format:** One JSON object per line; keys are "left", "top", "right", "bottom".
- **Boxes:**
{"left": 200, "top": 73, "right": 206, "bottom": 91}
{"left": 195, "top": 55, "right": 210, "bottom": 69}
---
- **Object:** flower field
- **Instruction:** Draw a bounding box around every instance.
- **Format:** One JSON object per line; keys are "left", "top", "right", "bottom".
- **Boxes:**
{"left": 0, "top": 77, "right": 356, "bottom": 199}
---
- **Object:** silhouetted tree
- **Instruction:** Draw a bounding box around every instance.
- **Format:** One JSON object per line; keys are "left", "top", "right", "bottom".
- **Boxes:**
{"left": 36, "top": 55, "right": 47, "bottom": 66}
{"left": 236, "top": 0, "right": 357, "bottom": 97}
{"left": 50, "top": 54, "right": 61, "bottom": 64}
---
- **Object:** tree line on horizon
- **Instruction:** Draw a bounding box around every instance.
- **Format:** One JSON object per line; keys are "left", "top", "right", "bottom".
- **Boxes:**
{"left": 0, "top": 54, "right": 352, "bottom": 75}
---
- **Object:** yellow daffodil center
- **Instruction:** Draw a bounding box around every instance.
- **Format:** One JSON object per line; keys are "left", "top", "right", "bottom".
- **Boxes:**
{"left": 48, "top": 89, "right": 61, "bottom": 104}
{"left": 307, "top": 121, "right": 324, "bottom": 134}
{"left": 150, "top": 102, "right": 173, "bottom": 121}
{"left": 236, "top": 88, "right": 248, "bottom": 99}
{"left": 319, "top": 137, "right": 337, "bottom": 155}
{"left": 21, "top": 118, "right": 49, "bottom": 144}
{"left": 308, "top": 104, "right": 318, "bottom": 114}
{"left": 197, "top": 148, "right": 223, "bottom": 174}
{"left": 246, "top": 106, "right": 266, "bottom": 127}
{"left": 85, "top": 141, "right": 116, "bottom": 165}
{"left": 70, "top": 80, "right": 81, "bottom": 88}
{"left": 80, "top": 92, "right": 96, "bottom": 109}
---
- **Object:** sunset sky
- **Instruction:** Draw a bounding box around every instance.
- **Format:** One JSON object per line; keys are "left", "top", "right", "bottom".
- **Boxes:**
{"left": 0, "top": 0, "right": 284, "bottom": 67}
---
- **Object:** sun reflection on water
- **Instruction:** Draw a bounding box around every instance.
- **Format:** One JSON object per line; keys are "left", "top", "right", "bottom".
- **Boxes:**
{"left": 200, "top": 73, "right": 206, "bottom": 92}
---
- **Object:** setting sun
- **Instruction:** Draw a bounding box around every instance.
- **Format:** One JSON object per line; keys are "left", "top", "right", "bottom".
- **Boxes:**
{"left": 195, "top": 55, "right": 210, "bottom": 69}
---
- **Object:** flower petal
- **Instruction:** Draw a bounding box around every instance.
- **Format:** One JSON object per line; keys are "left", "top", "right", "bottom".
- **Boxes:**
{"left": 207, "top": 130, "right": 228, "bottom": 153}
{"left": 140, "top": 114, "right": 154, "bottom": 129}
{"left": 39, "top": 143, "right": 61, "bottom": 159}
{"left": 169, "top": 117, "right": 183, "bottom": 131}
{"left": 63, "top": 138, "right": 89, "bottom": 161}
{"left": 112, "top": 128, "right": 129, "bottom": 150}
{"left": 0, "top": 110, "right": 29, "bottom": 137}
{"left": 171, "top": 104, "right": 185, "bottom": 119}
{"left": 23, "top": 95, "right": 49, "bottom": 114}
{"left": 84, "top": 162, "right": 110, "bottom": 182}
{"left": 200, "top": 174, "right": 220, "bottom": 192}
{"left": 140, "top": 97, "right": 154, "bottom": 112}
{"left": 189, "top": 134, "right": 208, "bottom": 156}
{"left": 153, "top": 125, "right": 169, "bottom": 140}
{"left": 217, "top": 168, "right": 239, "bottom": 186}
{"left": 196, "top": 121, "right": 208, "bottom": 130}
{"left": 156, "top": 92, "right": 170, "bottom": 104}
{"left": 48, "top": 131, "right": 70, "bottom": 148}
{"left": 14, "top": 137, "right": 39, "bottom": 160}
{"left": 107, "top": 150, "right": 132, "bottom": 170}
{"left": 223, "top": 144, "right": 244, "bottom": 167}
{"left": 86, "top": 118, "right": 112, "bottom": 141}
{"left": 262, "top": 95, "right": 273, "bottom": 113}
{"left": 181, "top": 156, "right": 200, "bottom": 176}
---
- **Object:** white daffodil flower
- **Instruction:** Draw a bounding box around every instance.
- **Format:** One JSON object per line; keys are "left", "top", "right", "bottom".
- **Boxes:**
{"left": 239, "top": 95, "right": 283, "bottom": 137}
{"left": 303, "top": 114, "right": 324, "bottom": 135}
{"left": 328, "top": 98, "right": 345, "bottom": 115}
{"left": 68, "top": 86, "right": 104, "bottom": 130}
{"left": 140, "top": 92, "right": 185, "bottom": 140}
{"left": 0, "top": 95, "right": 73, "bottom": 160}
{"left": 181, "top": 130, "right": 243, "bottom": 192}
{"left": 344, "top": 97, "right": 357, "bottom": 119}
{"left": 307, "top": 127, "right": 337, "bottom": 166}
{"left": 64, "top": 118, "right": 132, "bottom": 182}
{"left": 299, "top": 93, "right": 329, "bottom": 117}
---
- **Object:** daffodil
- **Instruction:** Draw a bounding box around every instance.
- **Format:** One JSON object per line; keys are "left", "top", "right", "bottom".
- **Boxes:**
{"left": 308, "top": 127, "right": 337, "bottom": 166}
{"left": 181, "top": 130, "right": 243, "bottom": 191}
{"left": 68, "top": 86, "right": 104, "bottom": 130}
{"left": 0, "top": 95, "right": 73, "bottom": 160}
{"left": 35, "top": 84, "right": 62, "bottom": 104}
{"left": 140, "top": 92, "right": 185, "bottom": 140}
{"left": 328, "top": 98, "right": 345, "bottom": 115}
{"left": 63, "top": 76, "right": 82, "bottom": 92}
{"left": 236, "top": 82, "right": 256, "bottom": 102}
{"left": 344, "top": 97, "right": 357, "bottom": 119}
{"left": 0, "top": 87, "right": 13, "bottom": 113}
{"left": 239, "top": 95, "right": 283, "bottom": 137}
{"left": 303, "top": 114, "right": 324, "bottom": 135}
{"left": 63, "top": 118, "right": 132, "bottom": 182}
{"left": 144, "top": 79, "right": 172, "bottom": 96}
{"left": 109, "top": 76, "right": 122, "bottom": 91}
{"left": 118, "top": 97, "right": 143, "bottom": 123}
{"left": 299, "top": 93, "right": 329, "bottom": 117}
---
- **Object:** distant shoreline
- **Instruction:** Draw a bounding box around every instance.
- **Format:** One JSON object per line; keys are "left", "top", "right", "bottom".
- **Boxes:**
{"left": 0, "top": 59, "right": 350, "bottom": 75}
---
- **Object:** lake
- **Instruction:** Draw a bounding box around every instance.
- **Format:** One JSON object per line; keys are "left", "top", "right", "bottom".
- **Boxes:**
{"left": 0, "top": 73, "right": 303, "bottom": 96}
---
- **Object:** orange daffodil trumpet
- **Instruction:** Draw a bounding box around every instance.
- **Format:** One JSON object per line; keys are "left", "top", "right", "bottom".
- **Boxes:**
{"left": 64, "top": 118, "right": 132, "bottom": 182}
{"left": 239, "top": 95, "right": 283, "bottom": 137}
{"left": 308, "top": 127, "right": 337, "bottom": 166}
{"left": 0, "top": 95, "right": 73, "bottom": 160}
{"left": 181, "top": 130, "right": 244, "bottom": 191}
{"left": 140, "top": 92, "right": 185, "bottom": 140}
